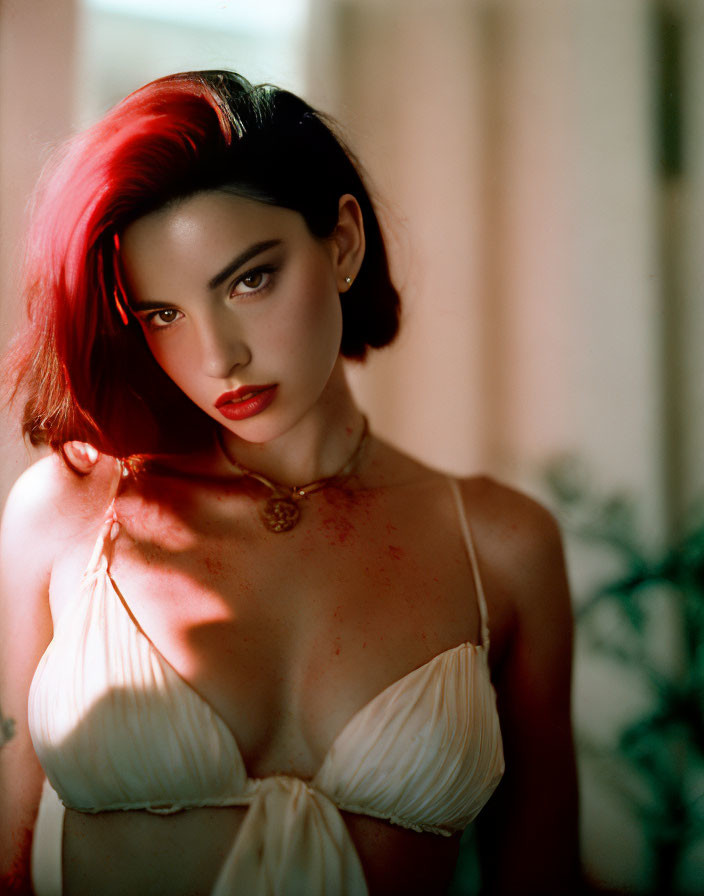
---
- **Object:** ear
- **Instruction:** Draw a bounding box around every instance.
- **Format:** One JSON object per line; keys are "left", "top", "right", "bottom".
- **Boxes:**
{"left": 330, "top": 194, "right": 366, "bottom": 293}
{"left": 63, "top": 441, "right": 100, "bottom": 473}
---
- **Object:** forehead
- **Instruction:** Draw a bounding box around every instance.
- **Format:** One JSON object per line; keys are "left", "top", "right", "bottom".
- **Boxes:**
{"left": 120, "top": 191, "right": 305, "bottom": 292}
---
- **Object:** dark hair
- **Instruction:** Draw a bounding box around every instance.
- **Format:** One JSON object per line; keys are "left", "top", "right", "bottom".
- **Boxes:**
{"left": 7, "top": 70, "right": 400, "bottom": 458}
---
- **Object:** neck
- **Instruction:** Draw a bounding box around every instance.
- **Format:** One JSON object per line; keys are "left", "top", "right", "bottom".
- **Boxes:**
{"left": 216, "top": 362, "right": 367, "bottom": 488}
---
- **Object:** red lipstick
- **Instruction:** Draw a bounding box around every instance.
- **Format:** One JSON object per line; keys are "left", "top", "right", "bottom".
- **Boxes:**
{"left": 215, "top": 385, "right": 277, "bottom": 421}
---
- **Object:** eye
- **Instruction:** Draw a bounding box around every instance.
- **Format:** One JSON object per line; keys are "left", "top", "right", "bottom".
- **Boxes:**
{"left": 231, "top": 266, "right": 275, "bottom": 297}
{"left": 143, "top": 308, "right": 182, "bottom": 330}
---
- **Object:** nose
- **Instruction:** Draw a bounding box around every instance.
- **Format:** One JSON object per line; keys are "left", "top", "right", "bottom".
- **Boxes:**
{"left": 197, "top": 315, "right": 251, "bottom": 379}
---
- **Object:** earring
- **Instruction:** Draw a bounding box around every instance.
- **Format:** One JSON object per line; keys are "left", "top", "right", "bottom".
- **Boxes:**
{"left": 344, "top": 276, "right": 353, "bottom": 286}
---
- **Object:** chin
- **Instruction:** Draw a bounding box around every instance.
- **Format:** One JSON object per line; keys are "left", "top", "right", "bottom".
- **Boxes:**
{"left": 217, "top": 410, "right": 295, "bottom": 446}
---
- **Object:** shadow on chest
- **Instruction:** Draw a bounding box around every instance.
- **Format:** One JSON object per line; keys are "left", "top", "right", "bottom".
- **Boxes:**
{"left": 107, "top": 485, "right": 480, "bottom": 776}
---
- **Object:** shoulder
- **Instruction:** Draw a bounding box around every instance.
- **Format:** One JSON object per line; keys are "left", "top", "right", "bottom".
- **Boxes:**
{"left": 458, "top": 475, "right": 565, "bottom": 577}
{"left": 367, "top": 441, "right": 569, "bottom": 613}
{"left": 455, "top": 475, "right": 572, "bottom": 669}
{"left": 1, "top": 449, "right": 121, "bottom": 569}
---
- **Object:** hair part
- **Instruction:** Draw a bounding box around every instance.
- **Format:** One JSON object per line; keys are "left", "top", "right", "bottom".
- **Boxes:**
{"left": 6, "top": 70, "right": 400, "bottom": 458}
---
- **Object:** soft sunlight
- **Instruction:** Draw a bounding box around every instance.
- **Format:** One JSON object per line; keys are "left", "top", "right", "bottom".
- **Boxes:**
{"left": 84, "top": 0, "right": 308, "bottom": 32}
{"left": 76, "top": 0, "right": 309, "bottom": 126}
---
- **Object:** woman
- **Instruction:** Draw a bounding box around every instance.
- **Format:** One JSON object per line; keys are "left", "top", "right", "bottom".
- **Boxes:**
{"left": 0, "top": 71, "right": 578, "bottom": 895}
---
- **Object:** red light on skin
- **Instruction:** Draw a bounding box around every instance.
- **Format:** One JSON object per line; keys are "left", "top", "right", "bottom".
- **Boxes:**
{"left": 215, "top": 385, "right": 278, "bottom": 421}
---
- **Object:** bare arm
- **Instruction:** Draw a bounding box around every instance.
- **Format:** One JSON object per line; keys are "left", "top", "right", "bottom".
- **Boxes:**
{"left": 467, "top": 480, "right": 580, "bottom": 895}
{"left": 0, "top": 462, "right": 56, "bottom": 894}
{"left": 0, "top": 446, "right": 107, "bottom": 893}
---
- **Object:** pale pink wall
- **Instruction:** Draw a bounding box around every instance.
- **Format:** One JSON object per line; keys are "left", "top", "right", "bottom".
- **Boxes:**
{"left": 308, "top": 0, "right": 667, "bottom": 525}
{"left": 0, "top": 0, "right": 78, "bottom": 505}
{"left": 316, "top": 1, "right": 490, "bottom": 475}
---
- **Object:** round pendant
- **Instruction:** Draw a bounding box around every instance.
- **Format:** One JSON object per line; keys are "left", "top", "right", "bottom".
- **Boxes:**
{"left": 262, "top": 497, "right": 300, "bottom": 533}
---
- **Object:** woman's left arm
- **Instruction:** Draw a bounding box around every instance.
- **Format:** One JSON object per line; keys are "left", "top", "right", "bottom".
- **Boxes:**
{"left": 470, "top": 480, "right": 581, "bottom": 895}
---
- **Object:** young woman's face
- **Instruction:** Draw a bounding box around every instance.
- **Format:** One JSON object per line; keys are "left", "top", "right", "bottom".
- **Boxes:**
{"left": 121, "top": 191, "right": 356, "bottom": 443}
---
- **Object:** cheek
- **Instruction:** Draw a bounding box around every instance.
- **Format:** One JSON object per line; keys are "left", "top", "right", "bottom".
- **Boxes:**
{"left": 143, "top": 334, "right": 174, "bottom": 374}
{"left": 277, "top": 291, "right": 342, "bottom": 384}
{"left": 142, "top": 331, "right": 198, "bottom": 390}
{"left": 288, "top": 264, "right": 343, "bottom": 360}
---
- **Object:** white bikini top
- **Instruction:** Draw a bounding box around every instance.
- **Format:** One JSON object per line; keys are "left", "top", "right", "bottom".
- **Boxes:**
{"left": 28, "top": 477, "right": 504, "bottom": 894}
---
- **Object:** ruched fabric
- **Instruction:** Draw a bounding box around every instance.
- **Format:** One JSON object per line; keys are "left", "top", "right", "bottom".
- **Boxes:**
{"left": 28, "top": 478, "right": 504, "bottom": 895}
{"left": 314, "top": 640, "right": 504, "bottom": 834}
{"left": 211, "top": 776, "right": 367, "bottom": 896}
{"left": 30, "top": 522, "right": 249, "bottom": 814}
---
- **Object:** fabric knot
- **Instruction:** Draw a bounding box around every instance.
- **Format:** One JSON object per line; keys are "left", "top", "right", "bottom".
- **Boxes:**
{"left": 210, "top": 774, "right": 368, "bottom": 895}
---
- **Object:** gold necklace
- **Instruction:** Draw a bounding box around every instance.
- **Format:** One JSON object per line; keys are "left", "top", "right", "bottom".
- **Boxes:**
{"left": 216, "top": 417, "right": 369, "bottom": 533}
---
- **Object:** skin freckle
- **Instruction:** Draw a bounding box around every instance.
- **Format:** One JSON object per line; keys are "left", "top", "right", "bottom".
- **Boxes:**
{"left": 321, "top": 515, "right": 355, "bottom": 545}
{"left": 320, "top": 488, "right": 357, "bottom": 514}
{"left": 204, "top": 555, "right": 224, "bottom": 576}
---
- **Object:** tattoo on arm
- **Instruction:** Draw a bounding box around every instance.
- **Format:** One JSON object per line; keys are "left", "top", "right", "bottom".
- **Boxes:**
{"left": 0, "top": 704, "right": 16, "bottom": 748}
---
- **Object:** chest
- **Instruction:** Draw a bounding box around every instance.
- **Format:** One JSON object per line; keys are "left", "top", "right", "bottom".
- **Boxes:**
{"left": 50, "top": 482, "right": 482, "bottom": 778}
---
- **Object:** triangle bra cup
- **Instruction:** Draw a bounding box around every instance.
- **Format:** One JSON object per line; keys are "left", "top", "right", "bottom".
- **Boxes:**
{"left": 28, "top": 477, "right": 505, "bottom": 893}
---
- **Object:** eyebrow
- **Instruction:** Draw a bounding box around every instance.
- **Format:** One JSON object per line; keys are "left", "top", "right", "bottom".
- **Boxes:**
{"left": 130, "top": 238, "right": 283, "bottom": 311}
{"left": 207, "top": 239, "right": 282, "bottom": 291}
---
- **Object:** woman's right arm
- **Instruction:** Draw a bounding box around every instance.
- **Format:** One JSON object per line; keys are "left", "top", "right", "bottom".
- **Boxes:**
{"left": 0, "top": 459, "right": 60, "bottom": 894}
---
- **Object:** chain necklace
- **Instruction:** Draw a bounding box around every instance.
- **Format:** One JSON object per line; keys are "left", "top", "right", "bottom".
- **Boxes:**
{"left": 215, "top": 417, "right": 369, "bottom": 533}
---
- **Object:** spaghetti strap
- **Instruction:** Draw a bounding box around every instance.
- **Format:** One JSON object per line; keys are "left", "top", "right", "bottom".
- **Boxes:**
{"left": 81, "top": 459, "right": 126, "bottom": 579}
{"left": 447, "top": 478, "right": 491, "bottom": 649}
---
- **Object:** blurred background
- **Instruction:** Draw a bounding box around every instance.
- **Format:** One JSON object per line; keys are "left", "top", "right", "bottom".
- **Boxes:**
{"left": 1, "top": 0, "right": 702, "bottom": 892}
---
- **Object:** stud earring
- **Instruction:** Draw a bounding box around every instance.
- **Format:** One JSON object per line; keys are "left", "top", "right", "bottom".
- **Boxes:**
{"left": 344, "top": 276, "right": 352, "bottom": 286}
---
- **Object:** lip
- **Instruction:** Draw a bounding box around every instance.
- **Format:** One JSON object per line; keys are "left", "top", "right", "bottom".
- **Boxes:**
{"left": 215, "top": 384, "right": 278, "bottom": 421}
